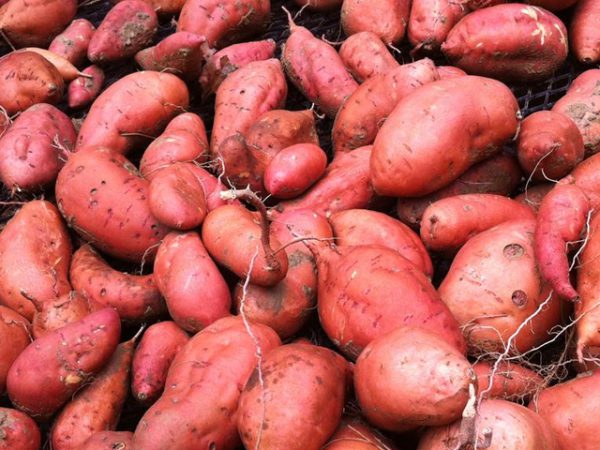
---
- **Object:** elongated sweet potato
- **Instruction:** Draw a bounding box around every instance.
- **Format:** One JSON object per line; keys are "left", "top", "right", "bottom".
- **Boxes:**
{"left": 408, "top": 0, "right": 467, "bottom": 51}
{"left": 371, "top": 76, "right": 519, "bottom": 197}
{"left": 16, "top": 47, "right": 85, "bottom": 81}
{"left": 68, "top": 65, "right": 105, "bottom": 109}
{"left": 131, "top": 321, "right": 189, "bottom": 405}
{"left": 0, "top": 408, "right": 41, "bottom": 450}
{"left": 571, "top": 0, "right": 600, "bottom": 64}
{"left": 56, "top": 146, "right": 169, "bottom": 263}
{"left": 0, "top": 103, "right": 75, "bottom": 192}
{"left": 341, "top": 0, "right": 410, "bottom": 44}
{"left": 49, "top": 18, "right": 95, "bottom": 67}
{"left": 6, "top": 307, "right": 120, "bottom": 420}
{"left": 153, "top": 231, "right": 231, "bottom": 332}
{"left": 80, "top": 431, "right": 134, "bottom": 450}
{"left": 442, "top": 4, "right": 569, "bottom": 82}
{"left": 0, "top": 200, "right": 71, "bottom": 320}
{"left": 0, "top": 306, "right": 30, "bottom": 393}
{"left": 75, "top": 71, "right": 189, "bottom": 154}
{"left": 177, "top": 0, "right": 270, "bottom": 48}
{"left": 338, "top": 31, "right": 400, "bottom": 82}
{"left": 133, "top": 316, "right": 281, "bottom": 450}
{"left": 474, "top": 360, "right": 542, "bottom": 402}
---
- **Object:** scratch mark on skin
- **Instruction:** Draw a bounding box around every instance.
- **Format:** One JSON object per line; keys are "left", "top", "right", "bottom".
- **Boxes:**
{"left": 522, "top": 6, "right": 547, "bottom": 46}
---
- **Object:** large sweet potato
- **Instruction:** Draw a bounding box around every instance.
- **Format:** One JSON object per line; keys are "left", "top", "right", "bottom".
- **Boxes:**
{"left": 0, "top": 306, "right": 30, "bottom": 393}
{"left": 571, "top": 0, "right": 600, "bottom": 64}
{"left": 341, "top": 0, "right": 410, "bottom": 44}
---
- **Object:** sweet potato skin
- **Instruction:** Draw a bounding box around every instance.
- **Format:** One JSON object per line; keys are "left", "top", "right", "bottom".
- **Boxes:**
{"left": 408, "top": 0, "right": 466, "bottom": 51}
{"left": 571, "top": 0, "right": 600, "bottom": 64}
{"left": 515, "top": 183, "right": 554, "bottom": 214}
{"left": 49, "top": 18, "right": 95, "bottom": 67}
{"left": 0, "top": 307, "right": 30, "bottom": 393}
{"left": 6, "top": 307, "right": 121, "bottom": 420}
{"left": 371, "top": 76, "right": 519, "bottom": 197}
{"left": 67, "top": 65, "right": 105, "bottom": 109}
{"left": 341, "top": 0, "right": 409, "bottom": 44}
{"left": 0, "top": 200, "right": 71, "bottom": 320}
{"left": 338, "top": 31, "right": 400, "bottom": 82}
{"left": 323, "top": 416, "right": 398, "bottom": 449}
{"left": 79, "top": 431, "right": 134, "bottom": 450}
{"left": 474, "top": 361, "right": 542, "bottom": 402}
{"left": 0, "top": 408, "right": 41, "bottom": 450}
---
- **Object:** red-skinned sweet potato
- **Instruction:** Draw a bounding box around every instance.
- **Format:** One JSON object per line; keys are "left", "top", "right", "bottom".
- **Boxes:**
{"left": 68, "top": 65, "right": 105, "bottom": 109}
{"left": 371, "top": 76, "right": 519, "bottom": 197}
{"left": 341, "top": 0, "right": 410, "bottom": 44}
{"left": 131, "top": 321, "right": 189, "bottom": 405}
{"left": 474, "top": 360, "right": 542, "bottom": 402}
{"left": 323, "top": 416, "right": 398, "bottom": 449}
{"left": 0, "top": 103, "right": 75, "bottom": 192}
{"left": 355, "top": 326, "right": 472, "bottom": 432}
{"left": 515, "top": 183, "right": 554, "bottom": 214}
{"left": 49, "top": 18, "right": 95, "bottom": 67}
{"left": 177, "top": 0, "right": 270, "bottom": 48}
{"left": 338, "top": 31, "right": 400, "bottom": 82}
{"left": 80, "top": 431, "right": 134, "bottom": 450}
{"left": 75, "top": 71, "right": 189, "bottom": 155}
{"left": 442, "top": 4, "right": 569, "bottom": 82}
{"left": 88, "top": 0, "right": 158, "bottom": 63}
{"left": 0, "top": 408, "right": 41, "bottom": 450}
{"left": 6, "top": 307, "right": 121, "bottom": 420}
{"left": 113, "top": 0, "right": 186, "bottom": 15}
{"left": 56, "top": 146, "right": 169, "bottom": 263}
{"left": 571, "top": 0, "right": 600, "bottom": 64}
{"left": 0, "top": 306, "right": 30, "bottom": 393}
{"left": 0, "top": 200, "right": 71, "bottom": 320}
{"left": 408, "top": 0, "right": 467, "bottom": 51}
{"left": 133, "top": 316, "right": 281, "bottom": 450}
{"left": 15, "top": 47, "right": 86, "bottom": 82}
{"left": 238, "top": 343, "right": 349, "bottom": 449}
{"left": 153, "top": 231, "right": 231, "bottom": 332}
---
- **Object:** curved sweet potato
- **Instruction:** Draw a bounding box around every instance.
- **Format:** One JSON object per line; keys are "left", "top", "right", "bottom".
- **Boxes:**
{"left": 474, "top": 360, "right": 542, "bottom": 402}
{"left": 0, "top": 408, "right": 41, "bottom": 450}
{"left": 338, "top": 31, "right": 399, "bottom": 82}
{"left": 0, "top": 306, "right": 30, "bottom": 393}
{"left": 67, "top": 65, "right": 105, "bottom": 109}
{"left": 408, "top": 0, "right": 466, "bottom": 51}
{"left": 571, "top": 0, "right": 600, "bottom": 64}
{"left": 49, "top": 18, "right": 95, "bottom": 67}
{"left": 80, "top": 431, "right": 134, "bottom": 450}
{"left": 341, "top": 0, "right": 410, "bottom": 44}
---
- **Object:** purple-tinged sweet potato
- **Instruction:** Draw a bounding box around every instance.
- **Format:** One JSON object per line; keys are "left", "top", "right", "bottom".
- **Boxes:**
{"left": 338, "top": 31, "right": 400, "bottom": 82}
{"left": 80, "top": 431, "right": 134, "bottom": 450}
{"left": 282, "top": 13, "right": 358, "bottom": 118}
{"left": 68, "top": 65, "right": 105, "bottom": 109}
{"left": 70, "top": 244, "right": 166, "bottom": 322}
{"left": 88, "top": 0, "right": 158, "bottom": 64}
{"left": 0, "top": 200, "right": 71, "bottom": 320}
{"left": 49, "top": 18, "right": 95, "bottom": 67}
{"left": 571, "top": 0, "right": 600, "bottom": 64}
{"left": 0, "top": 306, "right": 30, "bottom": 393}
{"left": 341, "top": 0, "right": 410, "bottom": 44}
{"left": 199, "top": 39, "right": 276, "bottom": 96}
{"left": 56, "top": 146, "right": 169, "bottom": 263}
{"left": 0, "top": 51, "right": 64, "bottom": 114}
{"left": 178, "top": 0, "right": 270, "bottom": 49}
{"left": 6, "top": 307, "right": 121, "bottom": 420}
{"left": 131, "top": 321, "right": 189, "bottom": 405}
{"left": 408, "top": 0, "right": 467, "bottom": 52}
{"left": 333, "top": 58, "right": 439, "bottom": 154}
{"left": 0, "top": 0, "right": 77, "bottom": 48}
{"left": 371, "top": 76, "right": 519, "bottom": 197}
{"left": 441, "top": 4, "right": 569, "bottom": 82}
{"left": 153, "top": 231, "right": 231, "bottom": 332}
{"left": 0, "top": 103, "right": 75, "bottom": 192}
{"left": 474, "top": 360, "right": 542, "bottom": 402}
{"left": 133, "top": 316, "right": 281, "bottom": 450}
{"left": 0, "top": 408, "right": 41, "bottom": 450}
{"left": 76, "top": 71, "right": 189, "bottom": 155}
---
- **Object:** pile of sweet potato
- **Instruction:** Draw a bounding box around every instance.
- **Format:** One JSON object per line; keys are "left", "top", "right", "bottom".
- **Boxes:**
{"left": 1, "top": 0, "right": 600, "bottom": 448}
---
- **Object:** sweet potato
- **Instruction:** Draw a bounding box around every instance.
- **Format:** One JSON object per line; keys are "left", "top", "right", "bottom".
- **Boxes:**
{"left": 133, "top": 316, "right": 281, "bottom": 450}
{"left": 233, "top": 209, "right": 333, "bottom": 339}
{"left": 338, "top": 31, "right": 400, "bottom": 82}
{"left": 80, "top": 431, "right": 134, "bottom": 450}
{"left": 199, "top": 39, "right": 276, "bottom": 96}
{"left": 67, "top": 65, "right": 105, "bottom": 109}
{"left": 177, "top": 0, "right": 270, "bottom": 48}
{"left": 0, "top": 408, "right": 41, "bottom": 450}
{"left": 131, "top": 321, "right": 189, "bottom": 405}
{"left": 333, "top": 58, "right": 439, "bottom": 154}
{"left": 0, "top": 200, "right": 71, "bottom": 320}
{"left": 0, "top": 306, "right": 30, "bottom": 393}
{"left": 420, "top": 194, "right": 536, "bottom": 253}
{"left": 438, "top": 219, "right": 562, "bottom": 355}
{"left": 371, "top": 76, "right": 519, "bottom": 197}
{"left": 282, "top": 13, "right": 358, "bottom": 118}
{"left": 0, "top": 51, "right": 64, "bottom": 114}
{"left": 341, "top": 0, "right": 410, "bottom": 44}
{"left": 0, "top": 103, "right": 75, "bottom": 192}
{"left": 153, "top": 231, "right": 231, "bottom": 332}
{"left": 0, "top": 0, "right": 77, "bottom": 48}
{"left": 396, "top": 153, "right": 523, "bottom": 228}
{"left": 474, "top": 360, "right": 542, "bottom": 402}
{"left": 323, "top": 416, "right": 398, "bottom": 449}
{"left": 442, "top": 4, "right": 569, "bottom": 82}
{"left": 294, "top": 0, "right": 342, "bottom": 9}
{"left": 330, "top": 209, "right": 433, "bottom": 277}
{"left": 70, "top": 244, "right": 166, "bottom": 322}
{"left": 139, "top": 112, "right": 209, "bottom": 180}
{"left": 55, "top": 146, "right": 169, "bottom": 263}
{"left": 571, "top": 0, "right": 600, "bottom": 64}
{"left": 264, "top": 143, "right": 327, "bottom": 199}
{"left": 88, "top": 0, "right": 158, "bottom": 63}
{"left": 552, "top": 69, "right": 600, "bottom": 156}
{"left": 6, "top": 307, "right": 120, "bottom": 420}
{"left": 51, "top": 337, "right": 135, "bottom": 450}
{"left": 436, "top": 65, "right": 467, "bottom": 79}
{"left": 15, "top": 47, "right": 85, "bottom": 82}
{"left": 308, "top": 240, "right": 465, "bottom": 359}
{"left": 408, "top": 0, "right": 467, "bottom": 51}
{"left": 75, "top": 71, "right": 189, "bottom": 155}
{"left": 48, "top": 18, "right": 95, "bottom": 67}
{"left": 238, "top": 343, "right": 348, "bottom": 449}
{"left": 418, "top": 399, "right": 560, "bottom": 450}
{"left": 529, "top": 370, "right": 600, "bottom": 450}
{"left": 515, "top": 183, "right": 554, "bottom": 213}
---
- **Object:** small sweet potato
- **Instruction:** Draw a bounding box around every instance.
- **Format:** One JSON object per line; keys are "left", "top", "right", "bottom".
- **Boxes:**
{"left": 80, "top": 431, "right": 134, "bottom": 450}
{"left": 341, "top": 0, "right": 410, "bottom": 44}
{"left": 49, "top": 18, "right": 95, "bottom": 67}
{"left": 408, "top": 0, "right": 467, "bottom": 51}
{"left": 75, "top": 71, "right": 189, "bottom": 155}
{"left": 0, "top": 51, "right": 64, "bottom": 114}
{"left": 6, "top": 307, "right": 121, "bottom": 420}
{"left": 0, "top": 306, "right": 30, "bottom": 393}
{"left": 68, "top": 65, "right": 105, "bottom": 109}
{"left": 474, "top": 360, "right": 542, "bottom": 402}
{"left": 131, "top": 321, "right": 189, "bottom": 405}
{"left": 0, "top": 103, "right": 75, "bottom": 192}
{"left": 571, "top": 0, "right": 600, "bottom": 64}
{"left": 338, "top": 31, "right": 400, "bottom": 82}
{"left": 0, "top": 408, "right": 41, "bottom": 450}
{"left": 88, "top": 0, "right": 158, "bottom": 63}
{"left": 177, "top": 0, "right": 270, "bottom": 48}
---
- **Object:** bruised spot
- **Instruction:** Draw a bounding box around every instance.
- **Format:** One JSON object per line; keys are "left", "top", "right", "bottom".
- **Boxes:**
{"left": 511, "top": 290, "right": 528, "bottom": 307}
{"left": 503, "top": 243, "right": 524, "bottom": 259}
